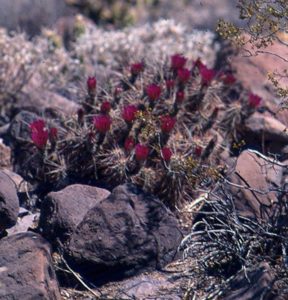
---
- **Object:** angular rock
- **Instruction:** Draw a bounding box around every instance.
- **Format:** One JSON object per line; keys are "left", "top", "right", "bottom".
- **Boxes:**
{"left": 0, "top": 232, "right": 61, "bottom": 299}
{"left": 39, "top": 184, "right": 110, "bottom": 245}
{"left": 0, "top": 170, "right": 19, "bottom": 231}
{"left": 98, "top": 271, "right": 182, "bottom": 300}
{"left": 244, "top": 112, "right": 288, "bottom": 144}
{"left": 19, "top": 88, "right": 80, "bottom": 115}
{"left": 220, "top": 263, "right": 284, "bottom": 300}
{"left": 0, "top": 139, "right": 11, "bottom": 169}
{"left": 228, "top": 150, "right": 285, "bottom": 221}
{"left": 7, "top": 212, "right": 39, "bottom": 236}
{"left": 66, "top": 184, "right": 183, "bottom": 281}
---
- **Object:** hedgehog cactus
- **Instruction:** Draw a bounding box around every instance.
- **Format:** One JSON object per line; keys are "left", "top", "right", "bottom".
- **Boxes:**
{"left": 23, "top": 53, "right": 261, "bottom": 207}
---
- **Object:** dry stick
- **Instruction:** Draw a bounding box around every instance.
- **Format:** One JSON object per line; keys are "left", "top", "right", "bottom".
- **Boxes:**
{"left": 60, "top": 255, "right": 101, "bottom": 299}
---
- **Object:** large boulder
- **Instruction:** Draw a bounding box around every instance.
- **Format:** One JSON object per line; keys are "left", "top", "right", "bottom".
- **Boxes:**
{"left": 0, "top": 0, "right": 73, "bottom": 36}
{"left": 39, "top": 184, "right": 110, "bottom": 245}
{"left": 228, "top": 150, "right": 285, "bottom": 221}
{"left": 0, "top": 170, "right": 19, "bottom": 231}
{"left": 0, "top": 232, "right": 61, "bottom": 299}
{"left": 65, "top": 184, "right": 183, "bottom": 281}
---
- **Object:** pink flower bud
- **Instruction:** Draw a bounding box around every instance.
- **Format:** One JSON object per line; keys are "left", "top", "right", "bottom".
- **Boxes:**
{"left": 171, "top": 54, "right": 187, "bottom": 70}
{"left": 222, "top": 73, "right": 236, "bottom": 85}
{"left": 122, "top": 105, "right": 138, "bottom": 123}
{"left": 165, "top": 79, "right": 175, "bottom": 91}
{"left": 130, "top": 62, "right": 144, "bottom": 76}
{"left": 101, "top": 101, "right": 111, "bottom": 113}
{"left": 161, "top": 147, "right": 172, "bottom": 162}
{"left": 193, "top": 58, "right": 205, "bottom": 70}
{"left": 30, "top": 119, "right": 49, "bottom": 149}
{"left": 199, "top": 65, "right": 216, "bottom": 85}
{"left": 49, "top": 127, "right": 58, "bottom": 141}
{"left": 87, "top": 76, "right": 97, "bottom": 92}
{"left": 146, "top": 84, "right": 161, "bottom": 101}
{"left": 194, "top": 146, "right": 202, "bottom": 157}
{"left": 160, "top": 115, "right": 176, "bottom": 133}
{"left": 124, "top": 136, "right": 135, "bottom": 152}
{"left": 177, "top": 68, "right": 190, "bottom": 83}
{"left": 176, "top": 90, "right": 185, "bottom": 103}
{"left": 93, "top": 115, "right": 112, "bottom": 133}
{"left": 135, "top": 144, "right": 149, "bottom": 161}
{"left": 248, "top": 93, "right": 262, "bottom": 108}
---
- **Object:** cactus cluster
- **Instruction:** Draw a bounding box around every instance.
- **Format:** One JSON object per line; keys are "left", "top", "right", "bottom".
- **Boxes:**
{"left": 18, "top": 52, "right": 262, "bottom": 207}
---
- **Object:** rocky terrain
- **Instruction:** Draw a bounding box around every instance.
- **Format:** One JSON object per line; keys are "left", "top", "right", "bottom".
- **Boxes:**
{"left": 0, "top": 1, "right": 287, "bottom": 300}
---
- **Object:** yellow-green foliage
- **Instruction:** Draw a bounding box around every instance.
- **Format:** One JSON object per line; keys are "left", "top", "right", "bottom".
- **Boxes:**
{"left": 217, "top": 0, "right": 288, "bottom": 108}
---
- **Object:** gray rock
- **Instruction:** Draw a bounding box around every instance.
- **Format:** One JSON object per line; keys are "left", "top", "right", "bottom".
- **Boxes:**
{"left": 0, "top": 171, "right": 19, "bottom": 231}
{"left": 221, "top": 262, "right": 284, "bottom": 300}
{"left": 0, "top": 232, "right": 61, "bottom": 300}
{"left": 66, "top": 183, "right": 183, "bottom": 281}
{"left": 39, "top": 184, "right": 110, "bottom": 245}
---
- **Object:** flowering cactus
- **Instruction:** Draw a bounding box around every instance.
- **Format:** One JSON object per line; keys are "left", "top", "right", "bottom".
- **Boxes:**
{"left": 22, "top": 50, "right": 251, "bottom": 207}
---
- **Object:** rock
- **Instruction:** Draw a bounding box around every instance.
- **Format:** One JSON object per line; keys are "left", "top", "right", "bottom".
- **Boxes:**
{"left": 0, "top": 0, "right": 73, "bottom": 36}
{"left": 244, "top": 112, "right": 288, "bottom": 144}
{"left": 98, "top": 271, "right": 182, "bottom": 300}
{"left": 0, "top": 170, "right": 19, "bottom": 231}
{"left": 0, "top": 232, "right": 61, "bottom": 299}
{"left": 7, "top": 212, "right": 39, "bottom": 236}
{"left": 66, "top": 183, "right": 183, "bottom": 281}
{"left": 0, "top": 139, "right": 11, "bottom": 169}
{"left": 230, "top": 37, "right": 288, "bottom": 128}
{"left": 220, "top": 262, "right": 283, "bottom": 300}
{"left": 39, "top": 184, "right": 110, "bottom": 245}
{"left": 17, "top": 88, "right": 80, "bottom": 116}
{"left": 228, "top": 150, "right": 285, "bottom": 221}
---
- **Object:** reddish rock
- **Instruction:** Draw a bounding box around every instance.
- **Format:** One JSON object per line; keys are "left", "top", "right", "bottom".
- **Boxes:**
{"left": 39, "top": 184, "right": 110, "bottom": 245}
{"left": 0, "top": 170, "right": 19, "bottom": 231}
{"left": 228, "top": 150, "right": 285, "bottom": 221}
{"left": 0, "top": 232, "right": 61, "bottom": 299}
{"left": 244, "top": 112, "right": 288, "bottom": 144}
{"left": 66, "top": 184, "right": 183, "bottom": 281}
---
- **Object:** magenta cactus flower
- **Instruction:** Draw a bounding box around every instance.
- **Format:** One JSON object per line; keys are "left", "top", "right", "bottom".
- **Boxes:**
{"left": 177, "top": 68, "right": 191, "bottom": 83}
{"left": 146, "top": 84, "right": 161, "bottom": 101}
{"left": 199, "top": 65, "right": 216, "bottom": 85}
{"left": 30, "top": 119, "right": 49, "bottom": 149}
{"left": 248, "top": 93, "right": 262, "bottom": 108}
{"left": 124, "top": 136, "right": 135, "bottom": 152}
{"left": 176, "top": 90, "right": 185, "bottom": 103}
{"left": 171, "top": 54, "right": 187, "bottom": 70}
{"left": 160, "top": 115, "right": 176, "bottom": 133}
{"left": 49, "top": 127, "right": 58, "bottom": 140}
{"left": 130, "top": 62, "right": 144, "bottom": 76}
{"left": 161, "top": 147, "right": 173, "bottom": 162}
{"left": 93, "top": 115, "right": 112, "bottom": 133}
{"left": 221, "top": 73, "right": 236, "bottom": 85}
{"left": 165, "top": 79, "right": 175, "bottom": 91}
{"left": 122, "top": 105, "right": 138, "bottom": 123}
{"left": 101, "top": 101, "right": 111, "bottom": 114}
{"left": 135, "top": 144, "right": 149, "bottom": 161}
{"left": 87, "top": 76, "right": 97, "bottom": 92}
